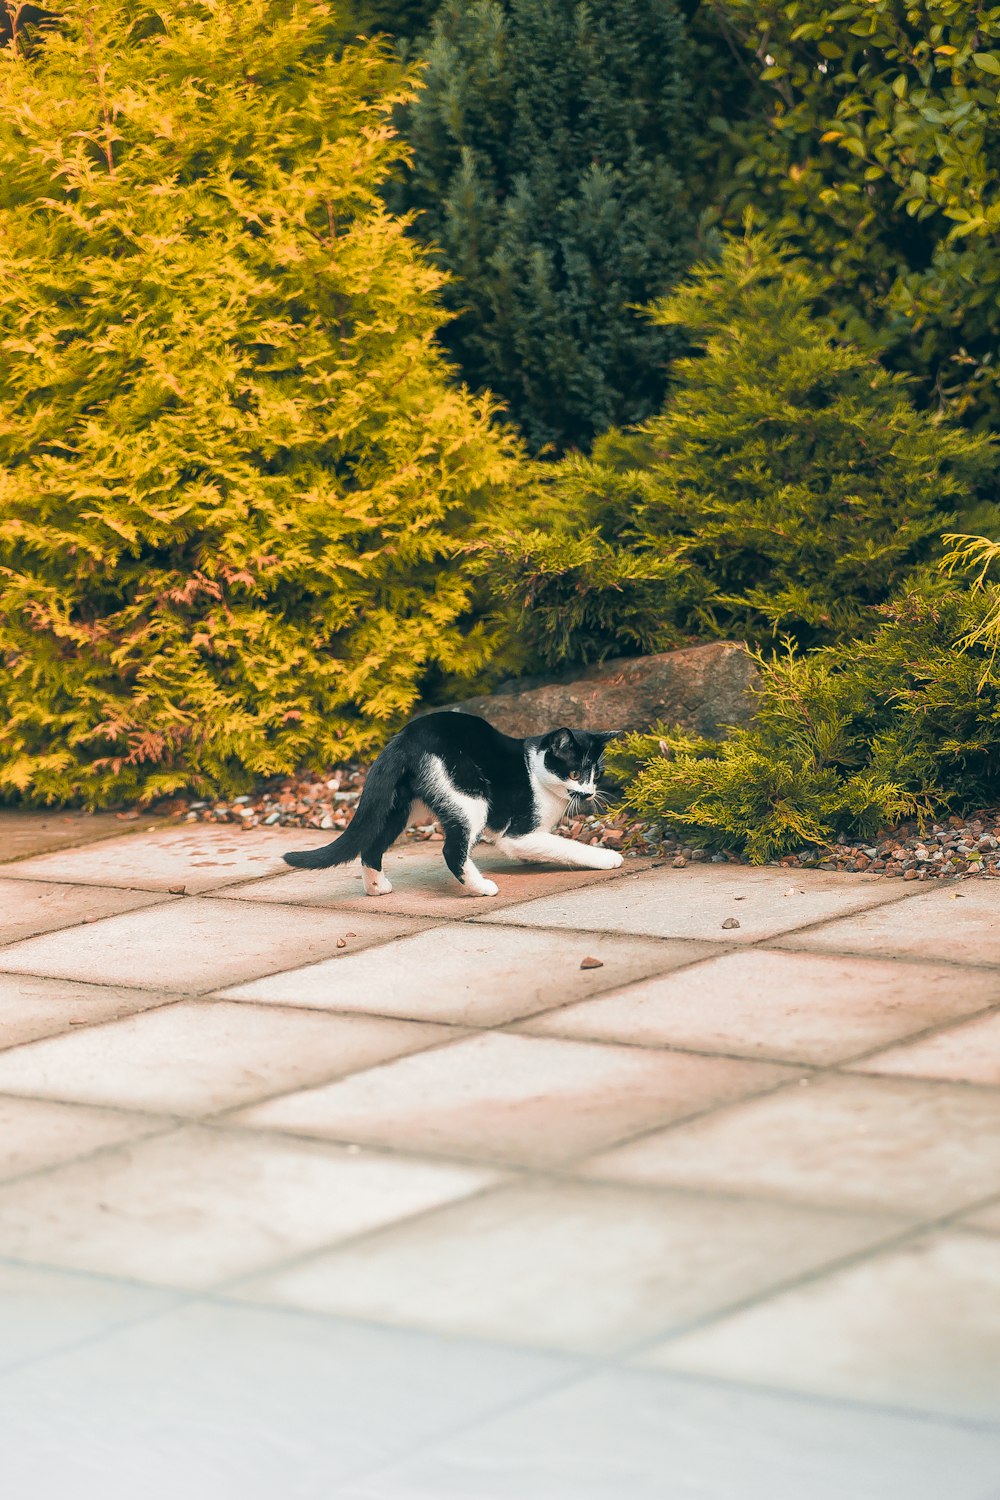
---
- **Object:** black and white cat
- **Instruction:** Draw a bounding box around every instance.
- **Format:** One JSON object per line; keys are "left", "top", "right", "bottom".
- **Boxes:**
{"left": 283, "top": 711, "right": 623, "bottom": 897}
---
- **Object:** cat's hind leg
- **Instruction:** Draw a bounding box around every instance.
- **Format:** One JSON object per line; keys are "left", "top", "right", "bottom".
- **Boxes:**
{"left": 360, "top": 791, "right": 412, "bottom": 897}
{"left": 440, "top": 806, "right": 497, "bottom": 897}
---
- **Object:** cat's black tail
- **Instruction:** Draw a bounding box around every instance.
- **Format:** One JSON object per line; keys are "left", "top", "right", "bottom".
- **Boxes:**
{"left": 283, "top": 735, "right": 407, "bottom": 870}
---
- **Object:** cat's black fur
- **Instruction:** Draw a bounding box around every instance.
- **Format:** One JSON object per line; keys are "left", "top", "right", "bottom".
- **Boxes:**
{"left": 283, "top": 711, "right": 622, "bottom": 898}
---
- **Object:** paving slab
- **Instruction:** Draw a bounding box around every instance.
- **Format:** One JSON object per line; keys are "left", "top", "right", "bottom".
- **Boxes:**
{"left": 229, "top": 1031, "right": 793, "bottom": 1167}
{"left": 0, "top": 1125, "right": 498, "bottom": 1288}
{"left": 236, "top": 1179, "right": 897, "bottom": 1356}
{"left": 1, "top": 824, "right": 300, "bottom": 893}
{"left": 582, "top": 1073, "right": 1000, "bottom": 1217}
{"left": 778, "top": 880, "right": 1000, "bottom": 965}
{"left": 0, "top": 1298, "right": 575, "bottom": 1500}
{"left": 0, "top": 897, "right": 426, "bottom": 993}
{"left": 960, "top": 1198, "right": 1000, "bottom": 1235}
{"left": 0, "top": 1002, "right": 451, "bottom": 1117}
{"left": 220, "top": 840, "right": 653, "bottom": 918}
{"left": 646, "top": 1229, "right": 1000, "bottom": 1423}
{"left": 218, "top": 924, "right": 705, "bottom": 1026}
{"left": 0, "top": 878, "right": 166, "bottom": 947}
{"left": 337, "top": 1367, "right": 1000, "bottom": 1500}
{"left": 514, "top": 948, "right": 999, "bottom": 1065}
{"left": 475, "top": 865, "right": 912, "bottom": 944}
{"left": 0, "top": 974, "right": 172, "bottom": 1051}
{"left": 0, "top": 1263, "right": 177, "bottom": 1374}
{"left": 0, "top": 809, "right": 162, "bottom": 864}
{"left": 0, "top": 1093, "right": 171, "bottom": 1184}
{"left": 852, "top": 1008, "right": 1000, "bottom": 1086}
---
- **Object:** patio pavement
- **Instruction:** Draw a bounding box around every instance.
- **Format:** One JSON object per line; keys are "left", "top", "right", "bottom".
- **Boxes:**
{"left": 1, "top": 817, "right": 999, "bottom": 1498}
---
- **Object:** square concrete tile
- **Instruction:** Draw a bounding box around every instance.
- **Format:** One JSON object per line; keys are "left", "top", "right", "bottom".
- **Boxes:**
{"left": 0, "top": 898, "right": 422, "bottom": 993}
{"left": 647, "top": 1230, "right": 1000, "bottom": 1423}
{"left": 0, "top": 809, "right": 162, "bottom": 864}
{"left": 583, "top": 1073, "right": 1000, "bottom": 1217}
{"left": 475, "top": 866, "right": 910, "bottom": 944}
{"left": 0, "top": 878, "right": 165, "bottom": 946}
{"left": 221, "top": 842, "right": 653, "bottom": 919}
{"left": 516, "top": 949, "right": 999, "bottom": 1066}
{"left": 0, "top": 1094, "right": 170, "bottom": 1184}
{"left": 853, "top": 1008, "right": 1000, "bottom": 1086}
{"left": 230, "top": 1032, "right": 792, "bottom": 1167}
{"left": 0, "top": 1001, "right": 450, "bottom": 1116}
{"left": 0, "top": 1263, "right": 177, "bottom": 1373}
{"left": 0, "top": 1299, "right": 575, "bottom": 1500}
{"left": 960, "top": 1198, "right": 1000, "bottom": 1234}
{"left": 2, "top": 824, "right": 301, "bottom": 893}
{"left": 340, "top": 1367, "right": 1000, "bottom": 1500}
{"left": 219, "top": 925, "right": 705, "bottom": 1026}
{"left": 0, "top": 974, "right": 171, "bottom": 1050}
{"left": 0, "top": 1126, "right": 497, "bottom": 1288}
{"left": 778, "top": 880, "right": 1000, "bottom": 964}
{"left": 237, "top": 1179, "right": 896, "bottom": 1356}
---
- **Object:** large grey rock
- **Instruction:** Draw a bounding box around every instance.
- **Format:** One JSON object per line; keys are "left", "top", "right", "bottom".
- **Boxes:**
{"left": 441, "top": 642, "right": 758, "bottom": 739}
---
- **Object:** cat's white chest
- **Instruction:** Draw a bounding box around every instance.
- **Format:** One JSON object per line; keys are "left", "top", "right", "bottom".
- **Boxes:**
{"left": 531, "top": 778, "right": 568, "bottom": 831}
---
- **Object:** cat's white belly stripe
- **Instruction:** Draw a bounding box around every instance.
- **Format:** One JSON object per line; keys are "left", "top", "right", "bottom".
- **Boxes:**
{"left": 422, "top": 755, "right": 489, "bottom": 844}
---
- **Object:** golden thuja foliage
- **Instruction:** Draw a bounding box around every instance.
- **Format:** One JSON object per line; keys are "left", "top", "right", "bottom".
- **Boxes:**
{"left": 0, "top": 0, "right": 525, "bottom": 806}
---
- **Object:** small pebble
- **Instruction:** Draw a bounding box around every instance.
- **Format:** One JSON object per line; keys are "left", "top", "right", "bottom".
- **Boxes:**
{"left": 721, "top": 917, "right": 741, "bottom": 930}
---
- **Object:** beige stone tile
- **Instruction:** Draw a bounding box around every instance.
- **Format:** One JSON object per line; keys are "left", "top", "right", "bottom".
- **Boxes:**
{"left": 778, "top": 880, "right": 1000, "bottom": 964}
{"left": 475, "top": 865, "right": 910, "bottom": 944}
{"left": 0, "top": 1094, "right": 170, "bottom": 1184}
{"left": 0, "top": 1263, "right": 177, "bottom": 1372}
{"left": 0, "top": 1126, "right": 497, "bottom": 1288}
{"left": 221, "top": 841, "right": 653, "bottom": 919}
{"left": 2, "top": 825, "right": 302, "bottom": 893}
{"left": 0, "top": 879, "right": 166, "bottom": 947}
{"left": 0, "top": 1001, "right": 449, "bottom": 1116}
{"left": 0, "top": 809, "right": 162, "bottom": 865}
{"left": 960, "top": 1198, "right": 1000, "bottom": 1234}
{"left": 583, "top": 1073, "right": 1000, "bottom": 1217}
{"left": 516, "top": 950, "right": 999, "bottom": 1065}
{"left": 230, "top": 1032, "right": 791, "bottom": 1167}
{"left": 0, "top": 1299, "right": 575, "bottom": 1497}
{"left": 237, "top": 1179, "right": 897, "bottom": 1355}
{"left": 219, "top": 925, "right": 702, "bottom": 1026}
{"left": 646, "top": 1230, "right": 1000, "bottom": 1422}
{"left": 0, "top": 898, "right": 420, "bottom": 993}
{"left": 349, "top": 1365, "right": 1000, "bottom": 1500}
{"left": 0, "top": 975, "right": 171, "bottom": 1051}
{"left": 853, "top": 1008, "right": 1000, "bottom": 1086}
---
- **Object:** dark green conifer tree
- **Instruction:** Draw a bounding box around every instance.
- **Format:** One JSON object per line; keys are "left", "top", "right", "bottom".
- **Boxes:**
{"left": 393, "top": 0, "right": 696, "bottom": 452}
{"left": 491, "top": 233, "right": 995, "bottom": 663}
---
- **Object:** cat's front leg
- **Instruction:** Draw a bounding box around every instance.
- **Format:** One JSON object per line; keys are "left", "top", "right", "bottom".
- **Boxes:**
{"left": 497, "top": 832, "right": 624, "bottom": 870}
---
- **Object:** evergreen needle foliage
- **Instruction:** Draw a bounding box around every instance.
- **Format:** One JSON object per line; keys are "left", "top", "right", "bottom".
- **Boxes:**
{"left": 491, "top": 233, "right": 995, "bottom": 668}
{"left": 714, "top": 0, "right": 1000, "bottom": 429}
{"left": 607, "top": 554, "right": 1000, "bottom": 863}
{"left": 392, "top": 0, "right": 695, "bottom": 452}
{"left": 0, "top": 0, "right": 524, "bottom": 807}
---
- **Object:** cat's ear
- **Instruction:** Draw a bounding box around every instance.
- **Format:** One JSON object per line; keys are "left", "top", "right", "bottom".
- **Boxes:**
{"left": 541, "top": 727, "right": 574, "bottom": 756}
{"left": 598, "top": 729, "right": 623, "bottom": 745}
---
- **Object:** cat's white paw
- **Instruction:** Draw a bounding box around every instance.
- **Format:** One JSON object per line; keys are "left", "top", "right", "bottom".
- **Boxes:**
{"left": 469, "top": 878, "right": 500, "bottom": 897}
{"left": 595, "top": 848, "right": 624, "bottom": 870}
{"left": 362, "top": 869, "right": 393, "bottom": 896}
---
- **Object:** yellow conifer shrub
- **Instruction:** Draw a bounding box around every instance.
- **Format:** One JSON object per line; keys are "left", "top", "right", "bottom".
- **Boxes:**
{"left": 0, "top": 0, "right": 523, "bottom": 805}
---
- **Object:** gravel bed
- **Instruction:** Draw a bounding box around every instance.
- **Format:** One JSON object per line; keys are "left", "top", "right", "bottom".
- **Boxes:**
{"left": 149, "top": 770, "right": 1000, "bottom": 880}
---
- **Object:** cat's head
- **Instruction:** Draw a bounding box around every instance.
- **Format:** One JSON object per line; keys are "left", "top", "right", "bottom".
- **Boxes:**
{"left": 537, "top": 727, "right": 621, "bottom": 797}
